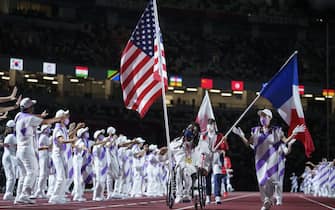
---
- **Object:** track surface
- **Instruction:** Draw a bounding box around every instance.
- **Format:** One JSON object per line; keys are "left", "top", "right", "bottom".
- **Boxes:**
{"left": 0, "top": 192, "right": 334, "bottom": 210}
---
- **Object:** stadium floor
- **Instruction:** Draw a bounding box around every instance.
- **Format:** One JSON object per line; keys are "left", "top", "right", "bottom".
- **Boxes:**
{"left": 0, "top": 192, "right": 334, "bottom": 210}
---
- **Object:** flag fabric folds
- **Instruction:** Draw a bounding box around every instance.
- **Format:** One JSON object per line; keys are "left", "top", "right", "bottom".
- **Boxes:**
{"left": 195, "top": 90, "right": 216, "bottom": 133}
{"left": 260, "top": 52, "right": 315, "bottom": 157}
{"left": 120, "top": 0, "right": 167, "bottom": 118}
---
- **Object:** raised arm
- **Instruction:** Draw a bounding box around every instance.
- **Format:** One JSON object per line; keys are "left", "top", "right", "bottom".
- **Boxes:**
{"left": 0, "top": 87, "right": 18, "bottom": 103}
{"left": 232, "top": 127, "right": 253, "bottom": 146}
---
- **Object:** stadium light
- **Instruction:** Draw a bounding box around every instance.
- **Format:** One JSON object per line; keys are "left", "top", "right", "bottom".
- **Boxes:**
{"left": 0, "top": 72, "right": 4, "bottom": 75}
{"left": 52, "top": 81, "right": 58, "bottom": 85}
{"left": 186, "top": 87, "right": 197, "bottom": 92}
{"left": 209, "top": 89, "right": 221, "bottom": 93}
{"left": 168, "top": 86, "right": 174, "bottom": 91}
{"left": 314, "top": 97, "right": 325, "bottom": 101}
{"left": 303, "top": 94, "right": 313, "bottom": 98}
{"left": 173, "top": 90, "right": 185, "bottom": 94}
{"left": 221, "top": 92, "right": 232, "bottom": 97}
{"left": 24, "top": 74, "right": 30, "bottom": 78}
{"left": 43, "top": 76, "right": 54, "bottom": 80}
{"left": 1, "top": 76, "right": 10, "bottom": 80}
{"left": 70, "top": 79, "right": 79, "bottom": 83}
{"left": 27, "top": 79, "right": 38, "bottom": 83}
{"left": 233, "top": 90, "right": 243, "bottom": 95}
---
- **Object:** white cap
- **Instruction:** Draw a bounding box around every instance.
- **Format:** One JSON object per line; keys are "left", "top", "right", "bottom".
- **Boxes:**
{"left": 149, "top": 144, "right": 158, "bottom": 151}
{"left": 257, "top": 108, "right": 272, "bottom": 119}
{"left": 135, "top": 137, "right": 145, "bottom": 143}
{"left": 55, "top": 109, "right": 70, "bottom": 118}
{"left": 107, "top": 126, "right": 116, "bottom": 135}
{"left": 77, "top": 127, "right": 89, "bottom": 137}
{"left": 20, "top": 97, "right": 36, "bottom": 109}
{"left": 93, "top": 129, "right": 105, "bottom": 139}
{"left": 118, "top": 135, "right": 127, "bottom": 143}
{"left": 38, "top": 124, "right": 51, "bottom": 133}
{"left": 6, "top": 120, "right": 15, "bottom": 128}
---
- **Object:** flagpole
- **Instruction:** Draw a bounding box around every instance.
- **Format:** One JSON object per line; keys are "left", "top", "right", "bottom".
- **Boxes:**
{"left": 214, "top": 50, "right": 300, "bottom": 150}
{"left": 152, "top": 0, "right": 173, "bottom": 173}
{"left": 214, "top": 94, "right": 261, "bottom": 150}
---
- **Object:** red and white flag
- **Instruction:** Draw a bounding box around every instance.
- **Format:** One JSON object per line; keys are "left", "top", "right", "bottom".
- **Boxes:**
{"left": 120, "top": 0, "right": 167, "bottom": 118}
{"left": 195, "top": 90, "right": 216, "bottom": 133}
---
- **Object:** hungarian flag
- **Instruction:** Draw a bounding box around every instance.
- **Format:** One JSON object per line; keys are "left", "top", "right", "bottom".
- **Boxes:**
{"left": 75, "top": 66, "right": 88, "bottom": 78}
{"left": 260, "top": 52, "right": 315, "bottom": 157}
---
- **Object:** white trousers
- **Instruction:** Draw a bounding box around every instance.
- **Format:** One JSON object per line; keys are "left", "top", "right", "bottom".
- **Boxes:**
{"left": 35, "top": 155, "right": 49, "bottom": 196}
{"left": 50, "top": 154, "right": 66, "bottom": 200}
{"left": 73, "top": 155, "right": 84, "bottom": 200}
{"left": 176, "top": 162, "right": 196, "bottom": 198}
{"left": 2, "top": 155, "right": 16, "bottom": 197}
{"left": 16, "top": 146, "right": 38, "bottom": 197}
{"left": 259, "top": 179, "right": 276, "bottom": 202}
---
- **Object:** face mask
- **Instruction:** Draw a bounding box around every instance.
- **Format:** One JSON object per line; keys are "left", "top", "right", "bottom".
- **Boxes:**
{"left": 44, "top": 128, "right": 51, "bottom": 135}
{"left": 207, "top": 124, "right": 215, "bottom": 132}
{"left": 260, "top": 116, "right": 270, "bottom": 127}
{"left": 64, "top": 118, "right": 70, "bottom": 125}
{"left": 84, "top": 132, "right": 90, "bottom": 139}
{"left": 98, "top": 135, "right": 104, "bottom": 141}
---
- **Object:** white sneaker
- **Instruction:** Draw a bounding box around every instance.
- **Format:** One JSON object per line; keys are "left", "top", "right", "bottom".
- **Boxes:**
{"left": 215, "top": 196, "right": 221, "bottom": 204}
{"left": 20, "top": 195, "right": 36, "bottom": 204}
{"left": 275, "top": 197, "right": 282, "bottom": 206}
{"left": 205, "top": 195, "right": 211, "bottom": 204}
{"left": 175, "top": 196, "right": 182, "bottom": 203}
{"left": 3, "top": 193, "right": 15, "bottom": 200}
{"left": 183, "top": 195, "right": 191, "bottom": 202}
{"left": 261, "top": 198, "right": 272, "bottom": 210}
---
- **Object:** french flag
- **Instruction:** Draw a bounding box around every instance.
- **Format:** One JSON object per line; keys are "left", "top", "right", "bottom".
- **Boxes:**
{"left": 260, "top": 51, "right": 315, "bottom": 157}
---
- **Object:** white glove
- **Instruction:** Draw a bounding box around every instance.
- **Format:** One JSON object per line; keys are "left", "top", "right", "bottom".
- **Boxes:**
{"left": 232, "top": 127, "right": 245, "bottom": 138}
{"left": 292, "top": 124, "right": 306, "bottom": 135}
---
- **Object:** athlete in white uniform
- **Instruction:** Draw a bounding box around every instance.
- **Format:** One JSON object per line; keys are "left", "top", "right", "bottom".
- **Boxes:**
{"left": 130, "top": 137, "right": 146, "bottom": 197}
{"left": 2, "top": 120, "right": 17, "bottom": 200}
{"left": 92, "top": 129, "right": 108, "bottom": 201}
{"left": 105, "top": 127, "right": 120, "bottom": 199}
{"left": 33, "top": 124, "right": 52, "bottom": 198}
{"left": 15, "top": 98, "right": 62, "bottom": 204}
{"left": 233, "top": 109, "right": 305, "bottom": 210}
{"left": 48, "top": 110, "right": 79, "bottom": 204}
{"left": 170, "top": 123, "right": 200, "bottom": 203}
{"left": 72, "top": 127, "right": 89, "bottom": 201}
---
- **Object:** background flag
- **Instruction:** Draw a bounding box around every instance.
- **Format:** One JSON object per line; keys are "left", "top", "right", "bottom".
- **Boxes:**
{"left": 43, "top": 62, "right": 56, "bottom": 75}
{"left": 260, "top": 52, "right": 315, "bottom": 157}
{"left": 75, "top": 66, "right": 88, "bottom": 78}
{"left": 10, "top": 58, "right": 23, "bottom": 71}
{"left": 195, "top": 90, "right": 216, "bottom": 133}
{"left": 120, "top": 0, "right": 167, "bottom": 118}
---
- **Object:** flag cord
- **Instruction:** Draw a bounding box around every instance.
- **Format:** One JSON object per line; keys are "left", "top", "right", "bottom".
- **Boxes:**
{"left": 214, "top": 94, "right": 261, "bottom": 150}
{"left": 153, "top": 0, "right": 173, "bottom": 173}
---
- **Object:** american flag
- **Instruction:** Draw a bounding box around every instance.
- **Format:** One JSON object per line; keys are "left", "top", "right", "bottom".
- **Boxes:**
{"left": 120, "top": 0, "right": 167, "bottom": 118}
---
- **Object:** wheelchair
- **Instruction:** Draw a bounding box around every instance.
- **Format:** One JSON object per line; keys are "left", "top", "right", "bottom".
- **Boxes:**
{"left": 166, "top": 165, "right": 207, "bottom": 209}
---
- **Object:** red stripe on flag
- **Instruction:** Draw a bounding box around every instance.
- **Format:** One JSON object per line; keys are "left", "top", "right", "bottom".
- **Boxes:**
{"left": 131, "top": 80, "right": 159, "bottom": 111}
{"left": 124, "top": 67, "right": 154, "bottom": 106}
{"left": 122, "top": 55, "right": 151, "bottom": 89}
{"left": 138, "top": 88, "right": 162, "bottom": 118}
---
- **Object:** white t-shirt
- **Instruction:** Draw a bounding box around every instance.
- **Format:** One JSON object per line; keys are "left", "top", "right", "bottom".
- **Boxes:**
{"left": 4, "top": 134, "right": 16, "bottom": 156}
{"left": 52, "top": 124, "right": 68, "bottom": 156}
{"left": 15, "top": 112, "right": 43, "bottom": 147}
{"left": 38, "top": 133, "right": 50, "bottom": 158}
{"left": 74, "top": 138, "right": 86, "bottom": 157}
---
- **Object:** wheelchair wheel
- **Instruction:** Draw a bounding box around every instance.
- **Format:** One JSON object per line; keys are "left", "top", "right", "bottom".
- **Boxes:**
{"left": 166, "top": 169, "right": 176, "bottom": 209}
{"left": 197, "top": 169, "right": 206, "bottom": 209}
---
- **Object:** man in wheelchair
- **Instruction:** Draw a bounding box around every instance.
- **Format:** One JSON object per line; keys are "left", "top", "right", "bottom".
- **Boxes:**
{"left": 170, "top": 123, "right": 200, "bottom": 203}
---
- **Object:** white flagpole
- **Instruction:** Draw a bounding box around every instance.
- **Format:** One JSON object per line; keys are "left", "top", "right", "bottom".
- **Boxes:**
{"left": 152, "top": 0, "right": 173, "bottom": 173}
{"left": 214, "top": 94, "right": 260, "bottom": 150}
{"left": 214, "top": 51, "right": 299, "bottom": 150}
